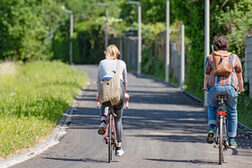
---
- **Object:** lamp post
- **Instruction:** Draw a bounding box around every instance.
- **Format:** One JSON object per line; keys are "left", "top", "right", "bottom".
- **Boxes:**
{"left": 180, "top": 22, "right": 185, "bottom": 91}
{"left": 63, "top": 9, "right": 73, "bottom": 65}
{"left": 204, "top": 0, "right": 210, "bottom": 106}
{"left": 97, "top": 2, "right": 108, "bottom": 50}
{"left": 165, "top": 0, "right": 170, "bottom": 83}
{"left": 128, "top": 1, "right": 141, "bottom": 75}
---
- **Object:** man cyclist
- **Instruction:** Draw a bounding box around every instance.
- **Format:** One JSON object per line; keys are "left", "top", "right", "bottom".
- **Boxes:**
{"left": 203, "top": 34, "right": 245, "bottom": 148}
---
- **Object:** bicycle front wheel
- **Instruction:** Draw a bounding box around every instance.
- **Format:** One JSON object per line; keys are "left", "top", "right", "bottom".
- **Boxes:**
{"left": 108, "top": 114, "right": 113, "bottom": 163}
{"left": 219, "top": 116, "right": 224, "bottom": 165}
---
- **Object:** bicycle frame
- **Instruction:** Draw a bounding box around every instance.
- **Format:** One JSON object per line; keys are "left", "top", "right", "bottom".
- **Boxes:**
{"left": 96, "top": 94, "right": 129, "bottom": 163}
{"left": 215, "top": 95, "right": 229, "bottom": 165}
{"left": 104, "top": 110, "right": 117, "bottom": 143}
{"left": 103, "top": 107, "right": 117, "bottom": 163}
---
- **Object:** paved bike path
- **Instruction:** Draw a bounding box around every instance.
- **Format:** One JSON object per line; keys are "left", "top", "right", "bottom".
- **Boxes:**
{"left": 12, "top": 65, "right": 252, "bottom": 168}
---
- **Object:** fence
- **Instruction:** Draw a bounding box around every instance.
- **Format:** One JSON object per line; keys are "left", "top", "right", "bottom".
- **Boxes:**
{"left": 109, "top": 31, "right": 184, "bottom": 84}
{"left": 109, "top": 36, "right": 138, "bottom": 69}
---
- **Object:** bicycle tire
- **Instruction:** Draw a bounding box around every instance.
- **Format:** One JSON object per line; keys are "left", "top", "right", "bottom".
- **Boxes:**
{"left": 108, "top": 114, "right": 113, "bottom": 163}
{"left": 219, "top": 116, "right": 223, "bottom": 165}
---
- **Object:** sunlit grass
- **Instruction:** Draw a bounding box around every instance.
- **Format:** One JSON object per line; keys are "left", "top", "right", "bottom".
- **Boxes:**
{"left": 0, "top": 61, "right": 88, "bottom": 158}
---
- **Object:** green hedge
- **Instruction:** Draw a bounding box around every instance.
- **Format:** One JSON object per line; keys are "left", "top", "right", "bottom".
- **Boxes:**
{"left": 52, "top": 21, "right": 105, "bottom": 64}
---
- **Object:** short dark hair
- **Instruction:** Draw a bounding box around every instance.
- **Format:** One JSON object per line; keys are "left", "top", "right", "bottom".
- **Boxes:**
{"left": 213, "top": 34, "right": 229, "bottom": 50}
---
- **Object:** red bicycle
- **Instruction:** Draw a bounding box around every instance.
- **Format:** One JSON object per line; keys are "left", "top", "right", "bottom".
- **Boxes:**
{"left": 96, "top": 93, "right": 129, "bottom": 163}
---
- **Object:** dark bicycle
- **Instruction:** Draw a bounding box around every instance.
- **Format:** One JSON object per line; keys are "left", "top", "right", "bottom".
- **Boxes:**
{"left": 215, "top": 94, "right": 229, "bottom": 165}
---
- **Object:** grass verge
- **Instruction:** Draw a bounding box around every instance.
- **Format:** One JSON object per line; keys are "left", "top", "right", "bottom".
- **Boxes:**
{"left": 0, "top": 61, "right": 88, "bottom": 158}
{"left": 237, "top": 94, "right": 252, "bottom": 129}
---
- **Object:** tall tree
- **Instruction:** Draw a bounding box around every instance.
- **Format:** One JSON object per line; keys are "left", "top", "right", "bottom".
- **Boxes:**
{"left": 0, "top": 0, "right": 63, "bottom": 60}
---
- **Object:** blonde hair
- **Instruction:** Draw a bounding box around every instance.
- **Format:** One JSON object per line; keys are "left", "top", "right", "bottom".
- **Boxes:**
{"left": 104, "top": 44, "right": 120, "bottom": 60}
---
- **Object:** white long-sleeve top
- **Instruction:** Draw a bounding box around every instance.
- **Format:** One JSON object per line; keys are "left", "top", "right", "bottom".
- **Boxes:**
{"left": 97, "top": 59, "right": 127, "bottom": 91}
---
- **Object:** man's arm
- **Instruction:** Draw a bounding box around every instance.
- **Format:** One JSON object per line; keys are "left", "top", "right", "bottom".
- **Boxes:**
{"left": 237, "top": 72, "right": 245, "bottom": 93}
{"left": 235, "top": 55, "right": 245, "bottom": 93}
{"left": 203, "top": 56, "right": 211, "bottom": 92}
{"left": 203, "top": 74, "right": 210, "bottom": 92}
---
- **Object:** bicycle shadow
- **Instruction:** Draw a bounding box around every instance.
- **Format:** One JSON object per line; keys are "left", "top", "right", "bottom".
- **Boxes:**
{"left": 145, "top": 158, "right": 218, "bottom": 165}
{"left": 43, "top": 157, "right": 118, "bottom": 163}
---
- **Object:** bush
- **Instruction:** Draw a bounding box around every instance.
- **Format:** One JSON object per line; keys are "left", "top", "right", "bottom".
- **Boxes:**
{"left": 52, "top": 21, "right": 105, "bottom": 64}
{"left": 0, "top": 0, "right": 63, "bottom": 61}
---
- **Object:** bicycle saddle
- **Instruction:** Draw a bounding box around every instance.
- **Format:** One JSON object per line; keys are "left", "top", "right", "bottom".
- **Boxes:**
{"left": 216, "top": 94, "right": 228, "bottom": 99}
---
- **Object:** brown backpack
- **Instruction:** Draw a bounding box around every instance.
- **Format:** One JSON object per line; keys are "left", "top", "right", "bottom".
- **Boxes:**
{"left": 211, "top": 51, "right": 233, "bottom": 77}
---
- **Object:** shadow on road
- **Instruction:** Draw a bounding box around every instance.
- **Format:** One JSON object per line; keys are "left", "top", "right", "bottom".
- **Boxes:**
{"left": 69, "top": 106, "right": 207, "bottom": 144}
{"left": 43, "top": 157, "right": 111, "bottom": 163}
{"left": 145, "top": 158, "right": 217, "bottom": 165}
{"left": 131, "top": 134, "right": 205, "bottom": 143}
{"left": 77, "top": 88, "right": 202, "bottom": 106}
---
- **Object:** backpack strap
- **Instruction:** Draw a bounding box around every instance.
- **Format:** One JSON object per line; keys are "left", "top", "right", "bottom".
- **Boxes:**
{"left": 208, "top": 54, "right": 213, "bottom": 69}
{"left": 115, "top": 60, "right": 120, "bottom": 76}
{"left": 230, "top": 54, "right": 235, "bottom": 70}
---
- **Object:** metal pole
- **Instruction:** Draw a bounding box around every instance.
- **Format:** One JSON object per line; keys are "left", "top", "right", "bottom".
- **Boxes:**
{"left": 165, "top": 0, "right": 170, "bottom": 83}
{"left": 119, "top": 37, "right": 123, "bottom": 60}
{"left": 180, "top": 22, "right": 185, "bottom": 91}
{"left": 105, "top": 7, "right": 108, "bottom": 50}
{"left": 70, "top": 13, "right": 73, "bottom": 65}
{"left": 137, "top": 4, "right": 142, "bottom": 75}
{"left": 204, "top": 0, "right": 210, "bottom": 106}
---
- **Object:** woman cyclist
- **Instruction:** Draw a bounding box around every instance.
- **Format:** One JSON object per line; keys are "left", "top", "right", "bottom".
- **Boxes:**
{"left": 96, "top": 44, "right": 127, "bottom": 156}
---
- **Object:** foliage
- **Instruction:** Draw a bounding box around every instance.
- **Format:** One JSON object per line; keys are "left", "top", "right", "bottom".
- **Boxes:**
{"left": 217, "top": 0, "right": 252, "bottom": 57}
{"left": 60, "top": 0, "right": 100, "bottom": 22}
{"left": 169, "top": 0, "right": 250, "bottom": 97}
{"left": 52, "top": 20, "right": 105, "bottom": 64}
{"left": 0, "top": 61, "right": 88, "bottom": 157}
{"left": 51, "top": 0, "right": 127, "bottom": 64}
{"left": 141, "top": 45, "right": 165, "bottom": 80}
{"left": 120, "top": 0, "right": 176, "bottom": 24}
{"left": 0, "top": 0, "right": 64, "bottom": 61}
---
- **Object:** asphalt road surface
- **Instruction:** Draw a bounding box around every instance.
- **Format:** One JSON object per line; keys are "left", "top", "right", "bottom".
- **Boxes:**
{"left": 12, "top": 65, "right": 252, "bottom": 168}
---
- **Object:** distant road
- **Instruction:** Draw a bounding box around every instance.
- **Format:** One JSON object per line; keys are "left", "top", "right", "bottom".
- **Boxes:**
{"left": 12, "top": 65, "right": 252, "bottom": 168}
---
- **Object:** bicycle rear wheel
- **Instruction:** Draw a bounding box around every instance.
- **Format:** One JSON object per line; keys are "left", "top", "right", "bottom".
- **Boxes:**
{"left": 219, "top": 116, "right": 224, "bottom": 165}
{"left": 108, "top": 114, "right": 113, "bottom": 163}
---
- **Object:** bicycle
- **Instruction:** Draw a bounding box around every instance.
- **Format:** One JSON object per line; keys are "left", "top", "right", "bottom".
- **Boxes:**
{"left": 215, "top": 94, "right": 229, "bottom": 165}
{"left": 96, "top": 93, "right": 129, "bottom": 163}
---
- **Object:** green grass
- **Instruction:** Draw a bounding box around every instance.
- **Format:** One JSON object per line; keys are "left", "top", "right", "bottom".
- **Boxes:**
{"left": 237, "top": 95, "right": 252, "bottom": 129}
{"left": 0, "top": 61, "right": 88, "bottom": 158}
{"left": 185, "top": 87, "right": 204, "bottom": 101}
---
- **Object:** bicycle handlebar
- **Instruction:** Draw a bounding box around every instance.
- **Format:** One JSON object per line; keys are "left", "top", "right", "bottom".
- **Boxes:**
{"left": 125, "top": 93, "right": 129, "bottom": 109}
{"left": 96, "top": 95, "right": 100, "bottom": 108}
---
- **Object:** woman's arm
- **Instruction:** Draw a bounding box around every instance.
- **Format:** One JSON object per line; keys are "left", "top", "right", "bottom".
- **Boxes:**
{"left": 97, "top": 68, "right": 101, "bottom": 92}
{"left": 123, "top": 62, "right": 127, "bottom": 93}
